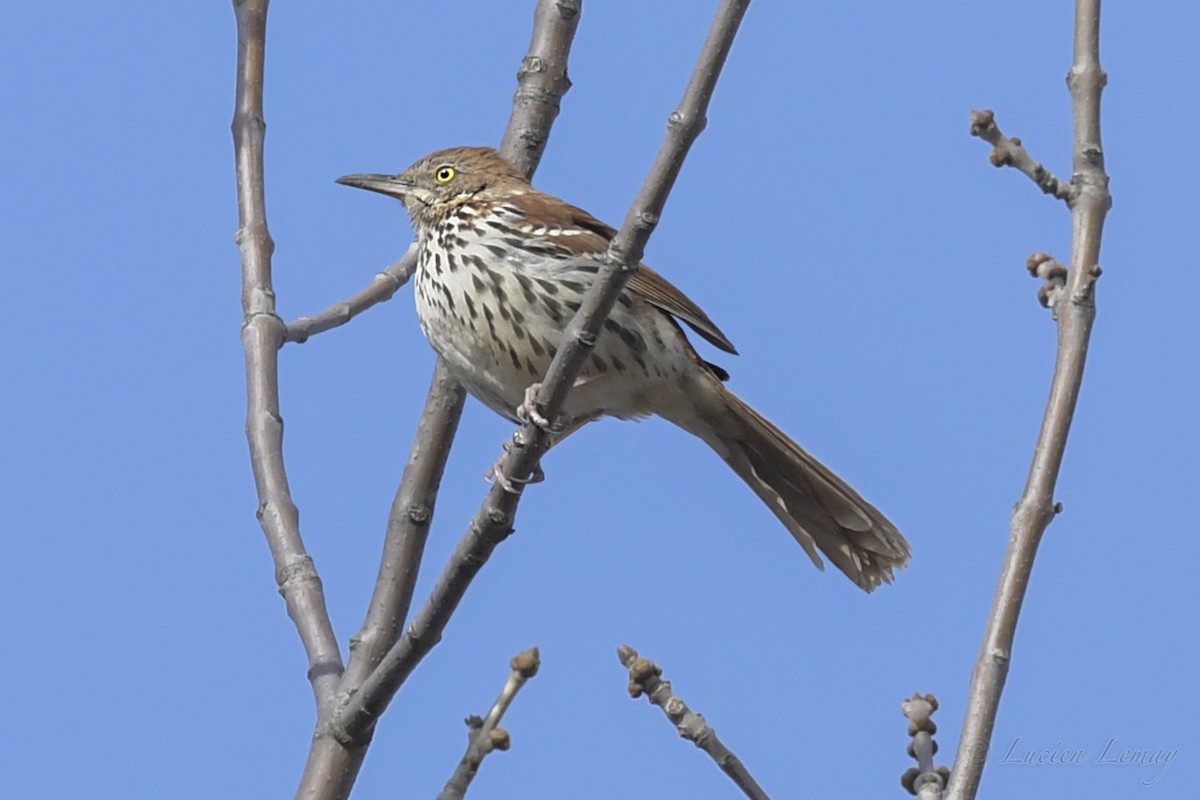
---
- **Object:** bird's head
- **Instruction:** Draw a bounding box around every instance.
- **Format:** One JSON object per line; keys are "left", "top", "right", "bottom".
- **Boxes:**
{"left": 337, "top": 146, "right": 528, "bottom": 231}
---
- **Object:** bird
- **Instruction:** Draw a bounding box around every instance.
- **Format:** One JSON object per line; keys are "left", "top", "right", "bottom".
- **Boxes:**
{"left": 337, "top": 146, "right": 909, "bottom": 591}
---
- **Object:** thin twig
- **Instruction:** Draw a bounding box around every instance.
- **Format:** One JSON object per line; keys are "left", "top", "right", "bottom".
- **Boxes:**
{"left": 946, "top": 3, "right": 1110, "bottom": 799}
{"left": 901, "top": 694, "right": 949, "bottom": 800}
{"left": 231, "top": 0, "right": 343, "bottom": 708}
{"left": 968, "top": 109, "right": 1073, "bottom": 203}
{"left": 618, "top": 645, "right": 770, "bottom": 800}
{"left": 330, "top": 0, "right": 752, "bottom": 745}
{"left": 293, "top": 3, "right": 581, "bottom": 798}
{"left": 283, "top": 247, "right": 416, "bottom": 343}
{"left": 438, "top": 648, "right": 541, "bottom": 800}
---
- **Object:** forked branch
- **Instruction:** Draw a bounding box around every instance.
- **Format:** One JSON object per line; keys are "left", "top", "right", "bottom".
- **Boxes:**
{"left": 438, "top": 648, "right": 541, "bottom": 800}
{"left": 945, "top": 2, "right": 1111, "bottom": 799}
{"left": 330, "top": 0, "right": 752, "bottom": 747}
{"left": 231, "top": 0, "right": 343, "bottom": 709}
{"left": 293, "top": 3, "right": 582, "bottom": 798}
{"left": 336, "top": 0, "right": 580, "bottom": 703}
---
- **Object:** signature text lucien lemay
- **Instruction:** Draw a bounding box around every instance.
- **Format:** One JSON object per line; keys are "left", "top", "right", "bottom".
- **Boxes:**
{"left": 1000, "top": 737, "right": 1177, "bottom": 787}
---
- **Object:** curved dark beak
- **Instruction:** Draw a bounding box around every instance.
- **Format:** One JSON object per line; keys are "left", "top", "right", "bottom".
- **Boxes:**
{"left": 335, "top": 173, "right": 412, "bottom": 199}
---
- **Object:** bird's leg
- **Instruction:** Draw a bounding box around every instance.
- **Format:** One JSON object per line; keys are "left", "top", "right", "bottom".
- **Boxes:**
{"left": 488, "top": 387, "right": 595, "bottom": 493}
{"left": 515, "top": 382, "right": 554, "bottom": 431}
{"left": 485, "top": 432, "right": 546, "bottom": 495}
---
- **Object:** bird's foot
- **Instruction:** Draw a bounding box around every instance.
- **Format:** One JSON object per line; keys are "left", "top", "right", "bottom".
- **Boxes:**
{"left": 515, "top": 383, "right": 554, "bottom": 431}
{"left": 485, "top": 438, "right": 546, "bottom": 495}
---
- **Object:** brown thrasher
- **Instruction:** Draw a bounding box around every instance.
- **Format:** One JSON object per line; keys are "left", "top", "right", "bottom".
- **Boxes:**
{"left": 338, "top": 146, "right": 909, "bottom": 591}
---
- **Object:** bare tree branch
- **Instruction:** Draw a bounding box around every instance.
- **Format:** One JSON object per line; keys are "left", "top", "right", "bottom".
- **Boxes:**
{"left": 968, "top": 109, "right": 1072, "bottom": 203}
{"left": 338, "top": 0, "right": 581, "bottom": 689}
{"left": 946, "top": 3, "right": 1111, "bottom": 799}
{"left": 342, "top": 360, "right": 465, "bottom": 686}
{"left": 500, "top": 0, "right": 581, "bottom": 173}
{"left": 330, "top": 0, "right": 752, "bottom": 746}
{"left": 438, "top": 648, "right": 541, "bottom": 800}
{"left": 293, "top": 3, "right": 582, "bottom": 798}
{"left": 514, "top": 0, "right": 750, "bottom": 442}
{"left": 618, "top": 645, "right": 770, "bottom": 800}
{"left": 339, "top": 0, "right": 581, "bottom": 693}
{"left": 299, "top": 362, "right": 462, "bottom": 799}
{"left": 283, "top": 246, "right": 417, "bottom": 343}
{"left": 231, "top": 0, "right": 343, "bottom": 709}
{"left": 901, "top": 693, "right": 949, "bottom": 800}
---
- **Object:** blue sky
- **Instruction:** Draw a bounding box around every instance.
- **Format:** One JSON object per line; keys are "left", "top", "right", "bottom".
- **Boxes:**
{"left": 2, "top": 2, "right": 1196, "bottom": 798}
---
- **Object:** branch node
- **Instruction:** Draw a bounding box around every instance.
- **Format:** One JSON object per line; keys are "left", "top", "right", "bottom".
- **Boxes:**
{"left": 327, "top": 698, "right": 375, "bottom": 750}
{"left": 901, "top": 693, "right": 948, "bottom": 797}
{"left": 967, "top": 108, "right": 995, "bottom": 136}
{"left": 663, "top": 695, "right": 688, "bottom": 719}
{"left": 618, "top": 644, "right": 769, "bottom": 799}
{"left": 1027, "top": 252, "right": 1068, "bottom": 312}
{"left": 243, "top": 305, "right": 284, "bottom": 334}
{"left": 1081, "top": 142, "right": 1103, "bottom": 165}
{"left": 439, "top": 649, "right": 539, "bottom": 799}
{"left": 1072, "top": 260, "right": 1101, "bottom": 307}
{"left": 488, "top": 728, "right": 512, "bottom": 751}
{"left": 275, "top": 553, "right": 320, "bottom": 594}
{"left": 625, "top": 654, "right": 661, "bottom": 698}
{"left": 511, "top": 647, "right": 541, "bottom": 678}
{"left": 902, "top": 692, "right": 939, "bottom": 736}
{"left": 518, "top": 55, "right": 546, "bottom": 77}
{"left": 306, "top": 659, "right": 345, "bottom": 684}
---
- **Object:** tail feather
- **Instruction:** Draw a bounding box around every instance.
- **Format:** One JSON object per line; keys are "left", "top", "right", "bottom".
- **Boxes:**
{"left": 671, "top": 379, "right": 910, "bottom": 592}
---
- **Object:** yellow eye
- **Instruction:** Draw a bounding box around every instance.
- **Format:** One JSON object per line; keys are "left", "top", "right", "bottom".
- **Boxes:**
{"left": 434, "top": 166, "right": 455, "bottom": 184}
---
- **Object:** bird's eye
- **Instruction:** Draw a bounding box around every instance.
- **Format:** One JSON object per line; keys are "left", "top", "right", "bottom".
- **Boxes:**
{"left": 434, "top": 166, "right": 456, "bottom": 184}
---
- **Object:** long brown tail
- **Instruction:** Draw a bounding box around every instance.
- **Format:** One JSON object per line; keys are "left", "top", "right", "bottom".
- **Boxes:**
{"left": 666, "top": 377, "right": 910, "bottom": 592}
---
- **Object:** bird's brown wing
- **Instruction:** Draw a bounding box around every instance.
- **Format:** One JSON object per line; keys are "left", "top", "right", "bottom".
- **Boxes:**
{"left": 514, "top": 192, "right": 738, "bottom": 355}
{"left": 626, "top": 266, "right": 738, "bottom": 355}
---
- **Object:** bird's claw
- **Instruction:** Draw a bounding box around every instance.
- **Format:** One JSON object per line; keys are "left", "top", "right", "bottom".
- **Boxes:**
{"left": 486, "top": 463, "right": 524, "bottom": 495}
{"left": 485, "top": 439, "right": 546, "bottom": 495}
{"left": 516, "top": 384, "right": 554, "bottom": 431}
